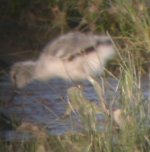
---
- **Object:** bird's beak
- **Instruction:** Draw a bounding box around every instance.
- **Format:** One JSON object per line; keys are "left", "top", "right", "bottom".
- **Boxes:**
{"left": 9, "top": 85, "right": 20, "bottom": 102}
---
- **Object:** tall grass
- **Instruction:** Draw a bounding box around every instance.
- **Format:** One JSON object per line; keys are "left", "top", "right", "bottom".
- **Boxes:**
{"left": 1, "top": 45, "right": 149, "bottom": 152}
{"left": 0, "top": 70, "right": 149, "bottom": 150}
{"left": 113, "top": 0, "right": 150, "bottom": 71}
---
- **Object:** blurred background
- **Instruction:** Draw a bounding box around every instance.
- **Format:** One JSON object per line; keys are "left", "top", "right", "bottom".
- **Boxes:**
{"left": 0, "top": 0, "right": 150, "bottom": 75}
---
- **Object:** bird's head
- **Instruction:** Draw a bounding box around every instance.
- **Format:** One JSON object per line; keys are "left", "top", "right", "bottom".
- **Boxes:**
{"left": 10, "top": 61, "right": 35, "bottom": 89}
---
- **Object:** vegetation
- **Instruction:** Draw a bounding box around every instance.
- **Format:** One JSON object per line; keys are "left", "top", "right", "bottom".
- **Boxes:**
{"left": 0, "top": 0, "right": 150, "bottom": 152}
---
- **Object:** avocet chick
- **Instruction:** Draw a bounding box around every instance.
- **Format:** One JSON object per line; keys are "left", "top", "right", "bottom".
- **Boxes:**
{"left": 10, "top": 32, "right": 115, "bottom": 88}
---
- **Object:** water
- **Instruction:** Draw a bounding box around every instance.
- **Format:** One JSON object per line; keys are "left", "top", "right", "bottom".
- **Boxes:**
{"left": 0, "top": 75, "right": 149, "bottom": 141}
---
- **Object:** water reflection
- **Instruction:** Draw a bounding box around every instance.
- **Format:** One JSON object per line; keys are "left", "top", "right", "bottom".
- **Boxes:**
{"left": 0, "top": 75, "right": 149, "bottom": 141}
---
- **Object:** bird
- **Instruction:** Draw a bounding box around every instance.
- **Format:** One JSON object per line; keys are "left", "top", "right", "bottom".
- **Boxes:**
{"left": 10, "top": 32, "right": 115, "bottom": 89}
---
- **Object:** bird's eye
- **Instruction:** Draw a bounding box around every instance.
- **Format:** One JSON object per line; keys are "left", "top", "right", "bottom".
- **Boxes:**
{"left": 13, "top": 74, "right": 16, "bottom": 82}
{"left": 11, "top": 72, "right": 17, "bottom": 86}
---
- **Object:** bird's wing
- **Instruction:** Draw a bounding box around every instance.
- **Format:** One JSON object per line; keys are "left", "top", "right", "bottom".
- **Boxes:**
{"left": 42, "top": 32, "right": 112, "bottom": 60}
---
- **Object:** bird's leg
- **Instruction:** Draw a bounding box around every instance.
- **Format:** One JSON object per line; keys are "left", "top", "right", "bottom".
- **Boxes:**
{"left": 63, "top": 101, "right": 74, "bottom": 118}
{"left": 62, "top": 95, "right": 78, "bottom": 119}
{"left": 88, "top": 76, "right": 110, "bottom": 116}
{"left": 62, "top": 83, "right": 83, "bottom": 119}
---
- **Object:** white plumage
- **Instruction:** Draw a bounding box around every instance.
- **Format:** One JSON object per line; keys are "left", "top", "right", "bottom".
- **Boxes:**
{"left": 10, "top": 32, "right": 115, "bottom": 88}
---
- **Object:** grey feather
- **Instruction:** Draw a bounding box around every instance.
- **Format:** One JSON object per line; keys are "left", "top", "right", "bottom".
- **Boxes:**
{"left": 43, "top": 32, "right": 112, "bottom": 60}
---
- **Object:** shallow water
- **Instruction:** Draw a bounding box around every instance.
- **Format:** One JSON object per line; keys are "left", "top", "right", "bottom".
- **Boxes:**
{"left": 0, "top": 75, "right": 149, "bottom": 141}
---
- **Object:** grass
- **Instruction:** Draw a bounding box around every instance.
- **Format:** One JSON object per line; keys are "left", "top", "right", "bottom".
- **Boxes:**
{"left": 0, "top": 0, "right": 150, "bottom": 152}
{"left": 0, "top": 48, "right": 149, "bottom": 152}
